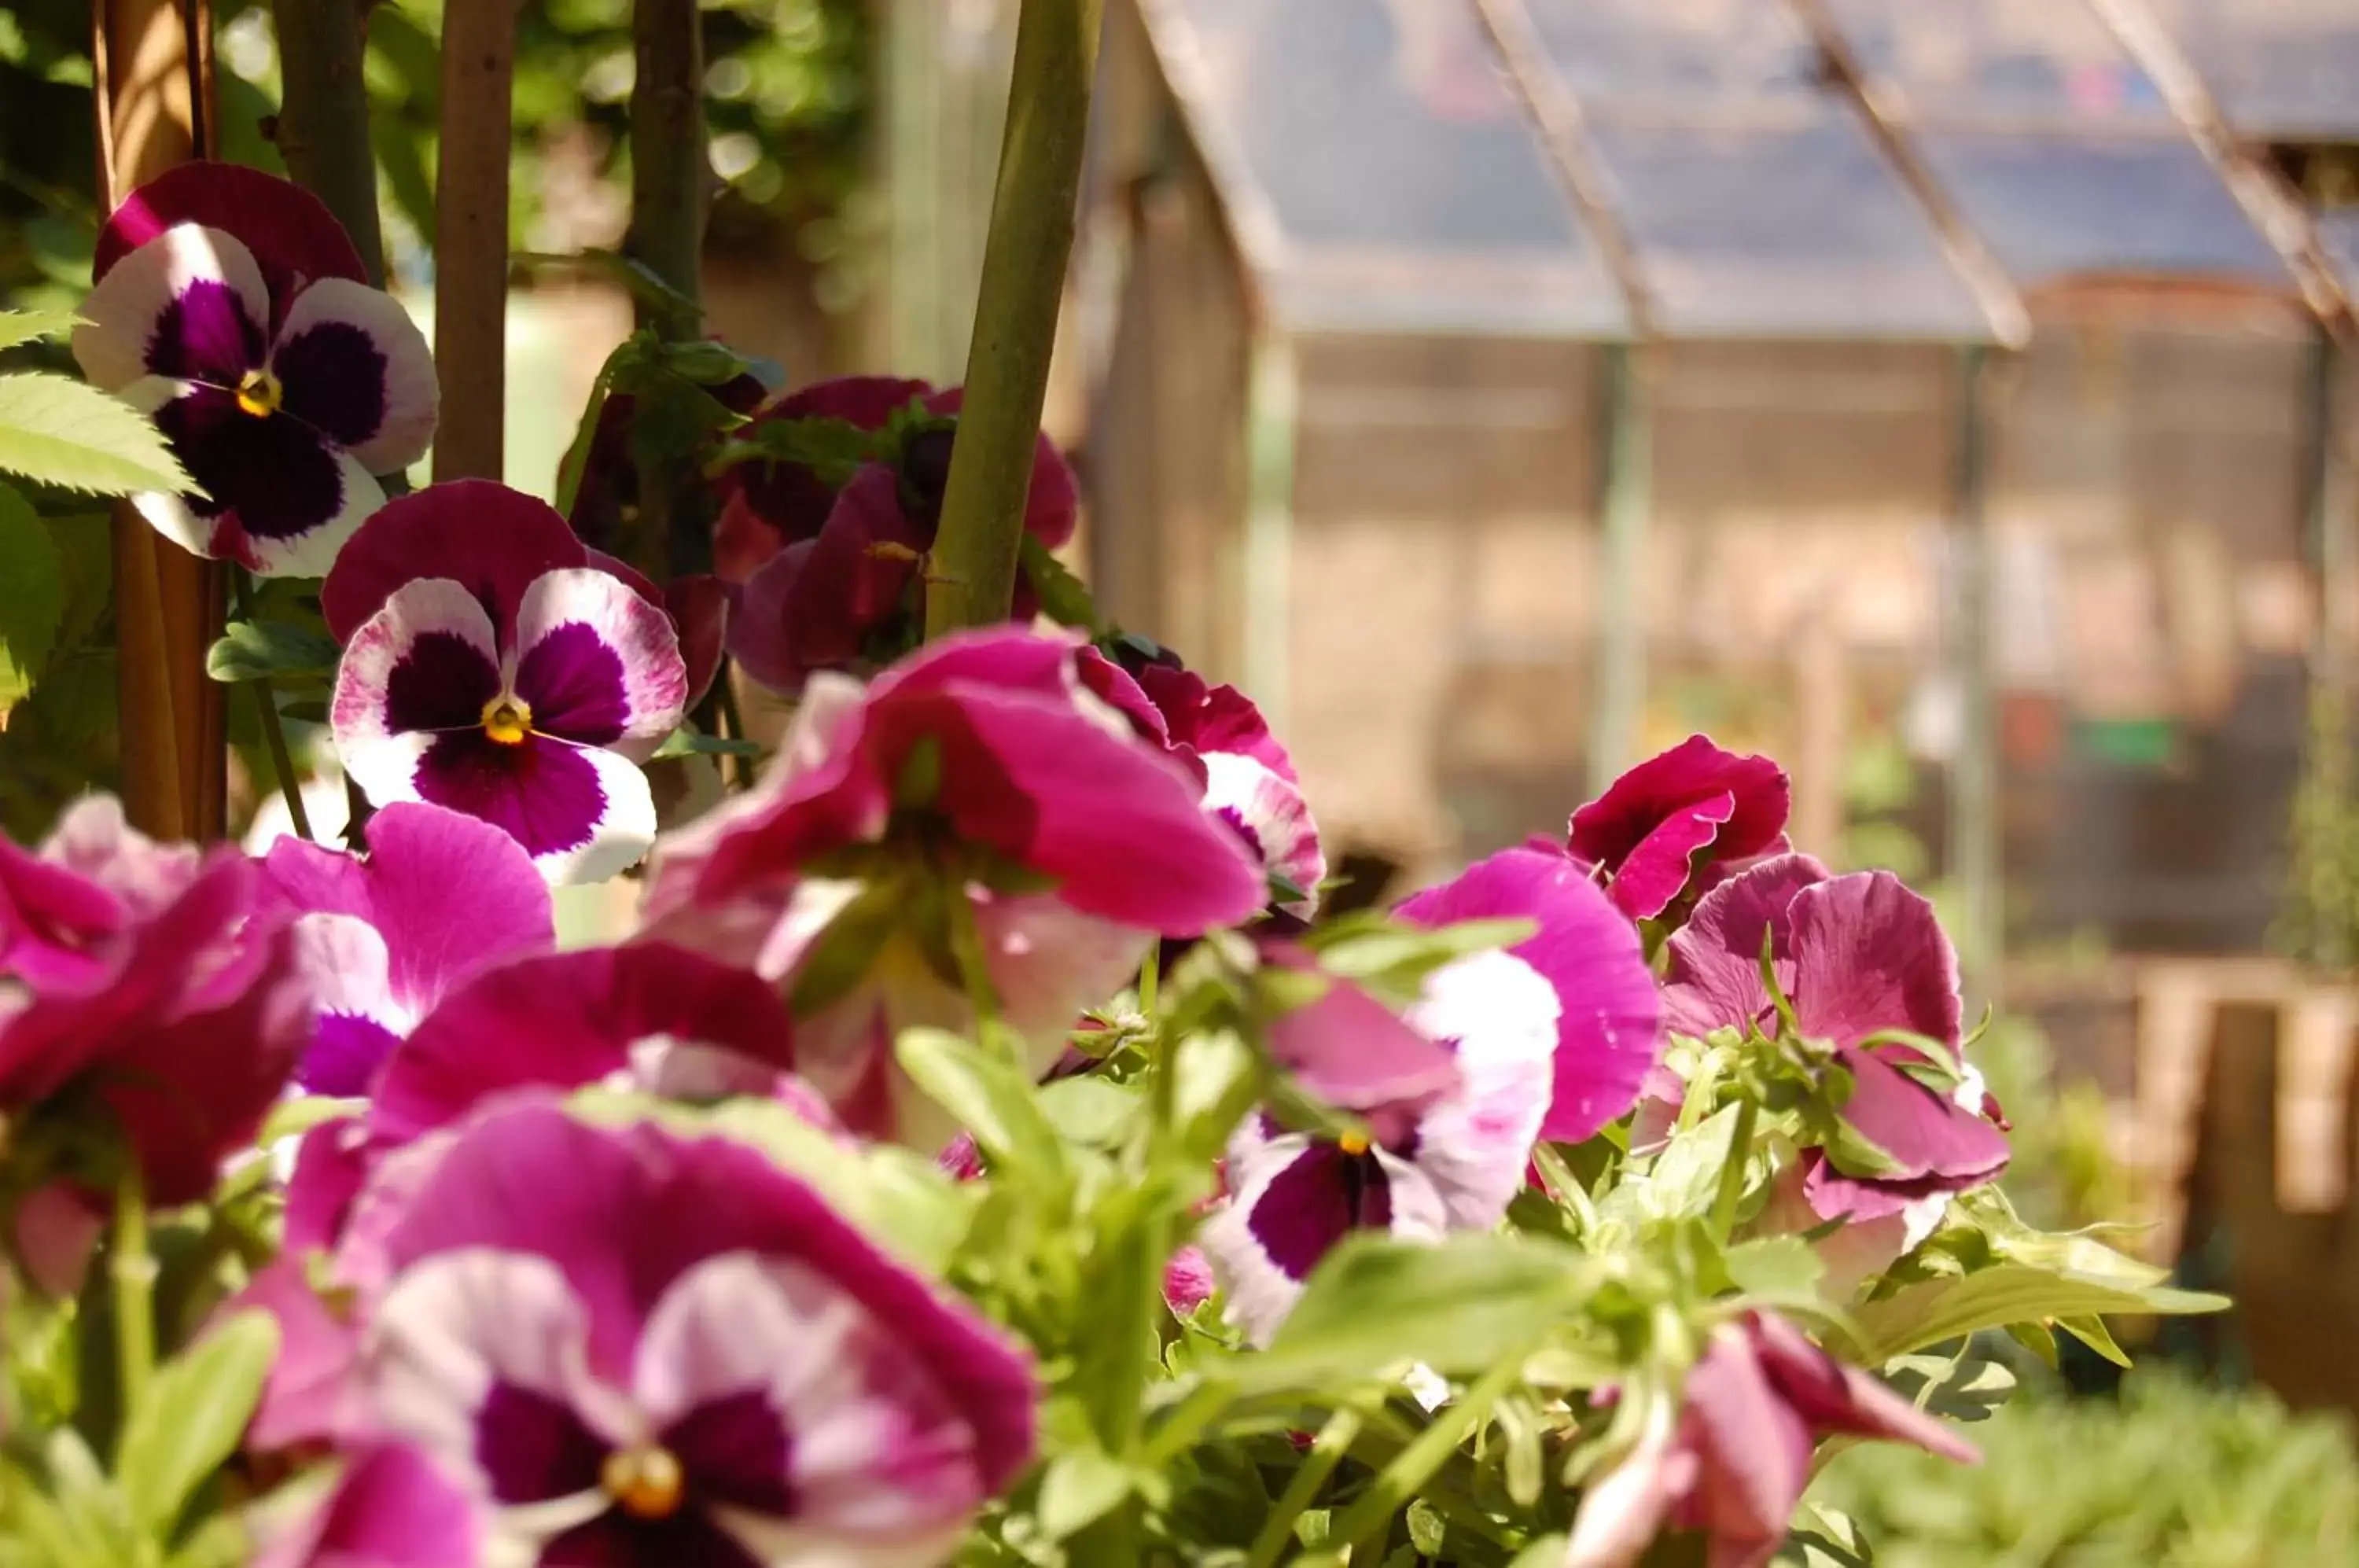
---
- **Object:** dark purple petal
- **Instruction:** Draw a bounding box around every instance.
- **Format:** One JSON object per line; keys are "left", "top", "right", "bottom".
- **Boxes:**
{"left": 274, "top": 318, "right": 386, "bottom": 448}
{"left": 1249, "top": 1142, "right": 1390, "bottom": 1282}
{"left": 412, "top": 732, "right": 611, "bottom": 860}
{"left": 95, "top": 162, "right": 367, "bottom": 305}
{"left": 1660, "top": 854, "right": 1830, "bottom": 1041}
{"left": 517, "top": 621, "right": 631, "bottom": 746}
{"left": 382, "top": 628, "right": 502, "bottom": 734}
{"left": 323, "top": 481, "right": 590, "bottom": 644}
{"left": 300, "top": 1010, "right": 403, "bottom": 1096}
{"left": 153, "top": 390, "right": 348, "bottom": 543}
{"left": 665, "top": 1391, "right": 794, "bottom": 1516}
{"left": 149, "top": 277, "right": 265, "bottom": 384}
{"left": 542, "top": 1510, "right": 764, "bottom": 1568}
{"left": 476, "top": 1380, "right": 607, "bottom": 1504}
{"left": 1785, "top": 871, "right": 1963, "bottom": 1051}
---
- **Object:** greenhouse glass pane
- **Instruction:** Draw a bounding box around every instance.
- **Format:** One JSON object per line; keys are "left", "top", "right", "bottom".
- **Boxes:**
{"left": 1154, "top": 0, "right": 1624, "bottom": 333}
{"left": 1588, "top": 116, "right": 1985, "bottom": 337}
{"left": 1919, "top": 132, "right": 2292, "bottom": 289}
{"left": 2149, "top": 0, "right": 2359, "bottom": 138}
{"left": 1820, "top": 0, "right": 2173, "bottom": 127}
{"left": 1518, "top": 0, "right": 1822, "bottom": 112}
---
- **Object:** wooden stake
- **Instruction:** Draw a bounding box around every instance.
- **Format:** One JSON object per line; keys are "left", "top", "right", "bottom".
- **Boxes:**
{"left": 94, "top": 0, "right": 225, "bottom": 840}
{"left": 431, "top": 0, "right": 522, "bottom": 483}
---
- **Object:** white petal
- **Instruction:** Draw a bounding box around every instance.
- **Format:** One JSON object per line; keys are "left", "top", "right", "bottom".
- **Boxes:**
{"left": 272, "top": 278, "right": 439, "bottom": 473}
{"left": 1202, "top": 751, "right": 1327, "bottom": 917}
{"left": 72, "top": 224, "right": 267, "bottom": 391}
{"left": 289, "top": 911, "right": 403, "bottom": 1029}
{"left": 1404, "top": 950, "right": 1560, "bottom": 1231}
{"left": 331, "top": 577, "right": 502, "bottom": 752}
{"left": 532, "top": 743, "right": 659, "bottom": 885}
{"left": 242, "top": 443, "right": 387, "bottom": 580}
{"left": 512, "top": 568, "right": 689, "bottom": 760}
{"left": 366, "top": 1249, "right": 638, "bottom": 1493}
{"left": 1199, "top": 1128, "right": 1317, "bottom": 1348}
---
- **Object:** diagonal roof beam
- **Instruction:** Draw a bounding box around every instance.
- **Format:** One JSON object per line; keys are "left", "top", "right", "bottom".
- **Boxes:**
{"left": 1466, "top": 0, "right": 1660, "bottom": 341}
{"left": 1783, "top": 0, "right": 2032, "bottom": 350}
{"left": 2081, "top": 0, "right": 2357, "bottom": 341}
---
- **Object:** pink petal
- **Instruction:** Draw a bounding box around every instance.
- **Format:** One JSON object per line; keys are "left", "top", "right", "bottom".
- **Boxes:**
{"left": 724, "top": 375, "right": 934, "bottom": 547}
{"left": 1398, "top": 846, "right": 1664, "bottom": 1142}
{"left": 261, "top": 801, "right": 554, "bottom": 1021}
{"left": 249, "top": 1441, "right": 480, "bottom": 1568}
{"left": 922, "top": 385, "right": 1078, "bottom": 550}
{"left": 1784, "top": 870, "right": 1962, "bottom": 1051}
{"left": 664, "top": 573, "right": 731, "bottom": 710}
{"left": 1750, "top": 1311, "right": 1978, "bottom": 1462}
{"left": 366, "top": 942, "right": 797, "bottom": 1145}
{"left": 1604, "top": 790, "right": 1736, "bottom": 921}
{"left": 1807, "top": 1047, "right": 2008, "bottom": 1205}
{"left": 221, "top": 1257, "right": 370, "bottom": 1450}
{"left": 1569, "top": 734, "right": 1791, "bottom": 876}
{"left": 1674, "top": 1323, "right": 1815, "bottom": 1562}
{"left": 1135, "top": 663, "right": 1297, "bottom": 782}
{"left": 322, "top": 480, "right": 588, "bottom": 644}
{"left": 1660, "top": 854, "right": 1829, "bottom": 1040}
{"left": 1257, "top": 940, "right": 1461, "bottom": 1115}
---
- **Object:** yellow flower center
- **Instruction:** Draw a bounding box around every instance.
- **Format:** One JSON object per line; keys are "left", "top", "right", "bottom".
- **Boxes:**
{"left": 480, "top": 695, "right": 533, "bottom": 745}
{"left": 1337, "top": 1129, "right": 1371, "bottom": 1157}
{"left": 601, "top": 1445, "right": 685, "bottom": 1520}
{"left": 234, "top": 368, "right": 283, "bottom": 418}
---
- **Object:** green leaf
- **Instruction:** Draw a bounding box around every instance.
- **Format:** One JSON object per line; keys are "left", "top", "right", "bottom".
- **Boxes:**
{"left": 551, "top": 368, "right": 614, "bottom": 521}
{"left": 256, "top": 1094, "right": 366, "bottom": 1148}
{"left": 0, "top": 309, "right": 77, "bottom": 352}
{"left": 115, "top": 1310, "right": 281, "bottom": 1540}
{"left": 1506, "top": 1536, "right": 1570, "bottom": 1568}
{"left": 0, "top": 372, "right": 193, "bottom": 497}
{"left": 1626, "top": 1101, "right": 1743, "bottom": 1224}
{"left": 1035, "top": 1448, "right": 1136, "bottom": 1541}
{"left": 1724, "top": 1235, "right": 1827, "bottom": 1302}
{"left": 1883, "top": 1346, "right": 2018, "bottom": 1423}
{"left": 1036, "top": 1073, "right": 1141, "bottom": 1148}
{"left": 706, "top": 412, "right": 879, "bottom": 488}
{"left": 514, "top": 250, "right": 704, "bottom": 332}
{"left": 896, "top": 1028, "right": 1069, "bottom": 1192}
{"left": 1020, "top": 532, "right": 1099, "bottom": 631}
{"left": 1234, "top": 1233, "right": 1594, "bottom": 1393}
{"left": 1775, "top": 1506, "right": 1875, "bottom": 1567}
{"left": 206, "top": 619, "right": 340, "bottom": 683}
{"left": 1311, "top": 915, "right": 1537, "bottom": 998}
{"left": 649, "top": 725, "right": 763, "bottom": 760}
{"left": 0, "top": 482, "right": 64, "bottom": 712}
{"left": 2056, "top": 1313, "right": 2133, "bottom": 1369}
{"left": 1841, "top": 1264, "right": 2227, "bottom": 1365}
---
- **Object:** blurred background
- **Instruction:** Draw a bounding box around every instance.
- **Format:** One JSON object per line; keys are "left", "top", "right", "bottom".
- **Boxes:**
{"left": 7, "top": 2, "right": 2359, "bottom": 1554}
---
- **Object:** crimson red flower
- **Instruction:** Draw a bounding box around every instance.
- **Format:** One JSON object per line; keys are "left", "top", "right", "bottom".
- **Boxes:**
{"left": 1569, "top": 736, "right": 1790, "bottom": 922}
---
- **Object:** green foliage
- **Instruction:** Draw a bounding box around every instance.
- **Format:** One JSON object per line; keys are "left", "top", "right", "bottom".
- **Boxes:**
{"left": 1810, "top": 1371, "right": 2359, "bottom": 1567}
{"left": 204, "top": 619, "right": 339, "bottom": 686}
{"left": 0, "top": 373, "right": 193, "bottom": 499}
{"left": 0, "top": 481, "right": 64, "bottom": 715}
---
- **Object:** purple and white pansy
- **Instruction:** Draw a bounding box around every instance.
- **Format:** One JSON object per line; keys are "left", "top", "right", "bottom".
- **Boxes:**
{"left": 324, "top": 484, "right": 690, "bottom": 884}
{"left": 259, "top": 802, "right": 555, "bottom": 1096}
{"left": 1202, "top": 848, "right": 1662, "bottom": 1342}
{"left": 347, "top": 1102, "right": 1037, "bottom": 1568}
{"left": 72, "top": 168, "right": 436, "bottom": 577}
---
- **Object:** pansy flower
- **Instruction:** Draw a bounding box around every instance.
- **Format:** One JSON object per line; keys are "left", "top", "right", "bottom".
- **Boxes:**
{"left": 338, "top": 1101, "right": 1037, "bottom": 1566}
{"left": 72, "top": 166, "right": 436, "bottom": 576}
{"left": 1563, "top": 1311, "right": 1975, "bottom": 1568}
{"left": 642, "top": 628, "right": 1266, "bottom": 1143}
{"left": 1662, "top": 855, "right": 2008, "bottom": 1228}
{"left": 1080, "top": 645, "right": 1327, "bottom": 917}
{"left": 1569, "top": 735, "right": 1791, "bottom": 922}
{"left": 0, "top": 799, "right": 311, "bottom": 1250}
{"left": 259, "top": 801, "right": 554, "bottom": 1095}
{"left": 1202, "top": 848, "right": 1660, "bottom": 1343}
{"left": 724, "top": 380, "right": 1078, "bottom": 694}
{"left": 324, "top": 483, "right": 691, "bottom": 883}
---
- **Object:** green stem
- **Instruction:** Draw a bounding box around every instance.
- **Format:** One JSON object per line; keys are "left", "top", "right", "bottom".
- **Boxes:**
{"left": 922, "top": 0, "right": 1104, "bottom": 636}
{"left": 232, "top": 571, "right": 312, "bottom": 841}
{"left": 1244, "top": 1386, "right": 1389, "bottom": 1568}
{"left": 1139, "top": 1377, "right": 1236, "bottom": 1467}
{"left": 1317, "top": 1356, "right": 1525, "bottom": 1562}
{"left": 1711, "top": 1094, "right": 1761, "bottom": 1243}
{"left": 111, "top": 1164, "right": 156, "bottom": 1426}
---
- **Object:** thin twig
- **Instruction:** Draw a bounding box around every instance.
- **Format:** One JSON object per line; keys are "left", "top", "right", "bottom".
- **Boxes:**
{"left": 231, "top": 570, "right": 312, "bottom": 842}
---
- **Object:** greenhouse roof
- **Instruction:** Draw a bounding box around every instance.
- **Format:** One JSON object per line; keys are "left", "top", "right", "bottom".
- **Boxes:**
{"left": 1138, "top": 0, "right": 2359, "bottom": 340}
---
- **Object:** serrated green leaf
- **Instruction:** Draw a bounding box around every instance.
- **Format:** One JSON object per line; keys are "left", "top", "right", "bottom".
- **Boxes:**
{"left": 0, "top": 481, "right": 65, "bottom": 712}
{"left": 116, "top": 1310, "right": 280, "bottom": 1540}
{"left": 1841, "top": 1264, "right": 2226, "bottom": 1365}
{"left": 0, "top": 372, "right": 193, "bottom": 497}
{"left": 206, "top": 619, "right": 341, "bottom": 683}
{"left": 0, "top": 309, "right": 78, "bottom": 352}
{"left": 1020, "top": 532, "right": 1099, "bottom": 631}
{"left": 1234, "top": 1232, "right": 1594, "bottom": 1393}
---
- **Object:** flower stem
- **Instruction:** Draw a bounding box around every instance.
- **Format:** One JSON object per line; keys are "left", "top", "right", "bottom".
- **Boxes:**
{"left": 922, "top": 0, "right": 1104, "bottom": 637}
{"left": 232, "top": 570, "right": 312, "bottom": 842}
{"left": 1711, "top": 1093, "right": 1760, "bottom": 1243}
{"left": 111, "top": 1164, "right": 156, "bottom": 1424}
{"left": 1244, "top": 1385, "right": 1389, "bottom": 1568}
{"left": 1316, "top": 1356, "right": 1525, "bottom": 1562}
